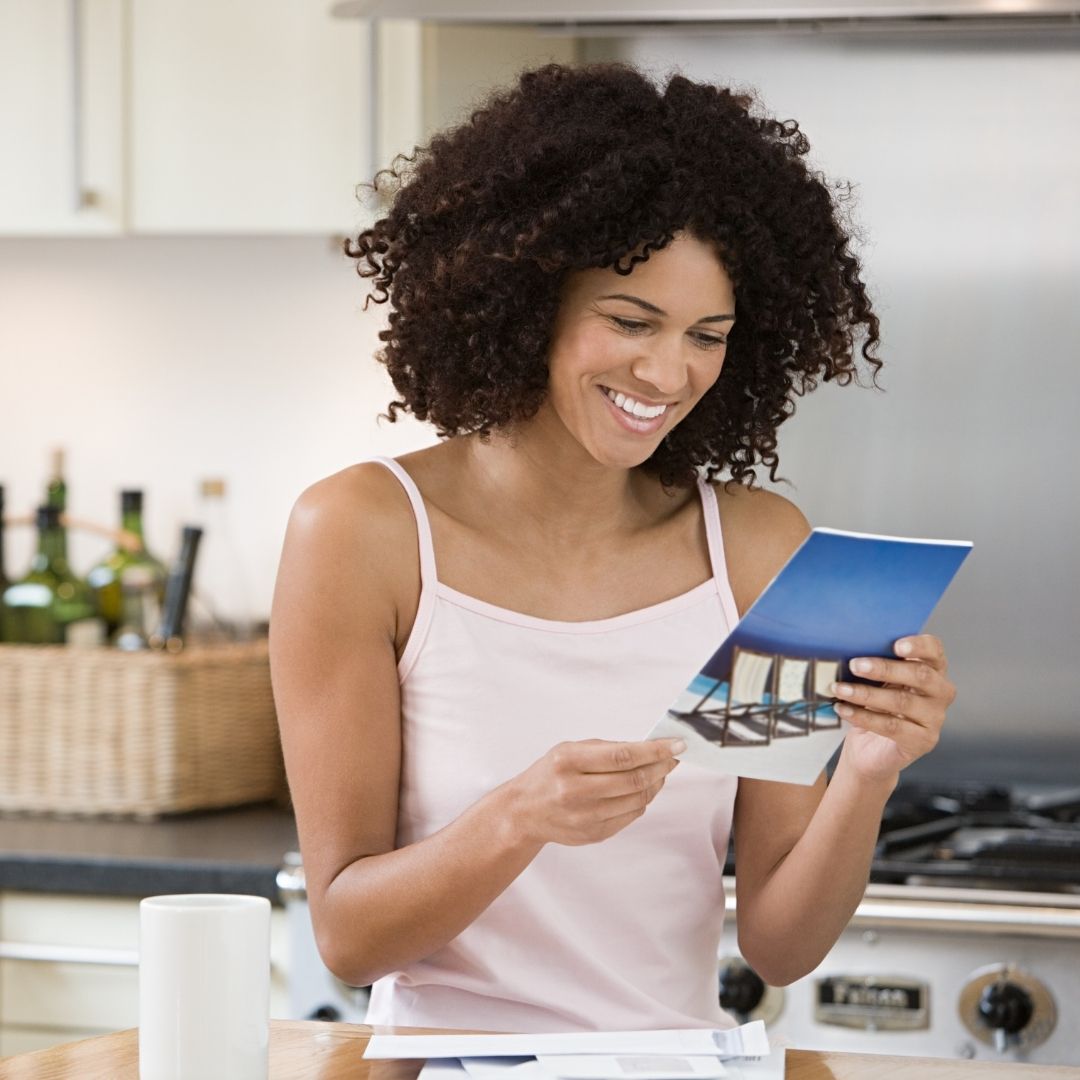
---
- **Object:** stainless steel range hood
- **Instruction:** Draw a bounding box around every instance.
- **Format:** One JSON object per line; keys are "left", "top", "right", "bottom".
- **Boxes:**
{"left": 331, "top": 0, "right": 1080, "bottom": 30}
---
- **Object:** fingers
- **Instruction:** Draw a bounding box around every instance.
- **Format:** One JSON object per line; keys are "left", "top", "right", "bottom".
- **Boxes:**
{"left": 831, "top": 637, "right": 954, "bottom": 760}
{"left": 596, "top": 778, "right": 670, "bottom": 822}
{"left": 540, "top": 739, "right": 683, "bottom": 843}
{"left": 894, "top": 634, "right": 948, "bottom": 673}
{"left": 832, "top": 675, "right": 940, "bottom": 728}
{"left": 833, "top": 651, "right": 956, "bottom": 716}
{"left": 582, "top": 756, "right": 680, "bottom": 800}
{"left": 833, "top": 705, "right": 940, "bottom": 758}
{"left": 558, "top": 737, "right": 685, "bottom": 776}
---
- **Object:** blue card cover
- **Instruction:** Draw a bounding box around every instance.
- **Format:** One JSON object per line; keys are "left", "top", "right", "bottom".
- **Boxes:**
{"left": 646, "top": 528, "right": 973, "bottom": 785}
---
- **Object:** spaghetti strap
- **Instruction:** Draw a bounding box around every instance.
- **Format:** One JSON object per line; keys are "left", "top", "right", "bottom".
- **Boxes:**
{"left": 370, "top": 456, "right": 439, "bottom": 586}
{"left": 697, "top": 478, "right": 742, "bottom": 631}
{"left": 369, "top": 456, "right": 439, "bottom": 680}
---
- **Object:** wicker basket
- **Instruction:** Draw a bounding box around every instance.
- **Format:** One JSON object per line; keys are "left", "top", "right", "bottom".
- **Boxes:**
{"left": 0, "top": 639, "right": 285, "bottom": 819}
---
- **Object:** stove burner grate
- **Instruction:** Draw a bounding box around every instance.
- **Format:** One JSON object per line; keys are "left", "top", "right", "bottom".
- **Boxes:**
{"left": 871, "top": 782, "right": 1080, "bottom": 891}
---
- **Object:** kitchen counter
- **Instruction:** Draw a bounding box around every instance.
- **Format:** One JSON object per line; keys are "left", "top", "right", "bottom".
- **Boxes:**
{"left": 0, "top": 1022, "right": 1075, "bottom": 1079}
{"left": 0, "top": 804, "right": 297, "bottom": 903}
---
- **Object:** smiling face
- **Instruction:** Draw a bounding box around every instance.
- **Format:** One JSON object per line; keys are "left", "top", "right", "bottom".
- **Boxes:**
{"left": 539, "top": 231, "right": 736, "bottom": 472}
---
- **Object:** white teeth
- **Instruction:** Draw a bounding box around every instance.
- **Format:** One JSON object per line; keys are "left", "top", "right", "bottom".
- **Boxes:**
{"left": 604, "top": 387, "right": 667, "bottom": 420}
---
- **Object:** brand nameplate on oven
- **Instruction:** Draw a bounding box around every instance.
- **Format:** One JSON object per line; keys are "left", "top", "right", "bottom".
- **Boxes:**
{"left": 814, "top": 976, "right": 929, "bottom": 1030}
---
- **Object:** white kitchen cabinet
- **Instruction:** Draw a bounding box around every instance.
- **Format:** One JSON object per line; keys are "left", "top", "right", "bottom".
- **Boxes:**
{"left": 0, "top": 891, "right": 290, "bottom": 1056}
{"left": 1, "top": 1, "right": 572, "bottom": 237}
{"left": 0, "top": 0, "right": 126, "bottom": 235}
{"left": 0, "top": 1, "right": 423, "bottom": 236}
{"left": 128, "top": 0, "right": 380, "bottom": 234}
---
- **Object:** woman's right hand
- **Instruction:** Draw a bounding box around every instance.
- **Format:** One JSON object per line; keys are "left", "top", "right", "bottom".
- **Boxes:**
{"left": 499, "top": 738, "right": 685, "bottom": 847}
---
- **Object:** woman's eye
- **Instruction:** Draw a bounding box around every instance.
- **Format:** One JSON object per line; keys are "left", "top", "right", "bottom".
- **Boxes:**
{"left": 609, "top": 316, "right": 649, "bottom": 334}
{"left": 691, "top": 333, "right": 727, "bottom": 350}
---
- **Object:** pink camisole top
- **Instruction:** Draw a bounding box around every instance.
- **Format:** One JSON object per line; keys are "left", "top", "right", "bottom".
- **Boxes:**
{"left": 364, "top": 456, "right": 742, "bottom": 1033}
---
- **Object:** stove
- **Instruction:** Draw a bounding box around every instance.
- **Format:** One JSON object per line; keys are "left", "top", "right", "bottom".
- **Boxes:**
{"left": 717, "top": 780, "right": 1080, "bottom": 1066}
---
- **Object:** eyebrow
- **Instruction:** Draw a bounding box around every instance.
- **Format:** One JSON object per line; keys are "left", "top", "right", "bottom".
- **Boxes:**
{"left": 598, "top": 293, "right": 735, "bottom": 324}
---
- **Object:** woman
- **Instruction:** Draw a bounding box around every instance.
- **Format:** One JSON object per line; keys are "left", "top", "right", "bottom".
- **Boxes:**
{"left": 270, "top": 62, "right": 955, "bottom": 1033}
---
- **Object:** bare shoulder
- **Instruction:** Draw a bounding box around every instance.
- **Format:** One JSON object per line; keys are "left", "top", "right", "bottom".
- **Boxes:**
{"left": 276, "top": 461, "right": 419, "bottom": 648}
{"left": 289, "top": 461, "right": 411, "bottom": 540}
{"left": 710, "top": 481, "right": 811, "bottom": 616}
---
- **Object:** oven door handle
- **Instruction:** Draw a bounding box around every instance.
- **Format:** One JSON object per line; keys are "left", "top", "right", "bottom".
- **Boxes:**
{"left": 848, "top": 899, "right": 1080, "bottom": 939}
{"left": 723, "top": 881, "right": 1080, "bottom": 940}
{"left": 0, "top": 941, "right": 140, "bottom": 966}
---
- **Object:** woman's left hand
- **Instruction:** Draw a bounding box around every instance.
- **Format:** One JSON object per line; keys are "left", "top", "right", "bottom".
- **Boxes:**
{"left": 831, "top": 634, "right": 956, "bottom": 784}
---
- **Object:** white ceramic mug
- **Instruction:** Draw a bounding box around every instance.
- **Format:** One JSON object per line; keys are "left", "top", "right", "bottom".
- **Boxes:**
{"left": 139, "top": 893, "right": 271, "bottom": 1080}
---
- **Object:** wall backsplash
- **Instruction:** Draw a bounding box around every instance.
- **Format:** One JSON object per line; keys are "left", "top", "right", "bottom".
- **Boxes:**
{"left": 0, "top": 237, "right": 436, "bottom": 624}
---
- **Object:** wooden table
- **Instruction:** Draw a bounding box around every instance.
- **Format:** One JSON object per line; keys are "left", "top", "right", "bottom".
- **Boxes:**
{"left": 0, "top": 1021, "right": 1075, "bottom": 1079}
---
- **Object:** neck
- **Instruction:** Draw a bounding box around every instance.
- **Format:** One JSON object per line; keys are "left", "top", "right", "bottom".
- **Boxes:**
{"left": 458, "top": 425, "right": 661, "bottom": 550}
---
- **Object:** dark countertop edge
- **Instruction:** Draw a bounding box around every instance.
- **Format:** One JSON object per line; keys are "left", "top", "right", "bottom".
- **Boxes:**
{"left": 0, "top": 803, "right": 297, "bottom": 904}
{"left": 0, "top": 854, "right": 284, "bottom": 904}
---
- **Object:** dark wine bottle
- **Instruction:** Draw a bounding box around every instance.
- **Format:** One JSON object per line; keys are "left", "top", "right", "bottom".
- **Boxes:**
{"left": 151, "top": 526, "right": 203, "bottom": 652}
{"left": 1, "top": 505, "right": 104, "bottom": 645}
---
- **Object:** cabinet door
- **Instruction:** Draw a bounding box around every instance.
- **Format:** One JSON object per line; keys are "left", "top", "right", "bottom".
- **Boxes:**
{"left": 129, "top": 0, "right": 371, "bottom": 233}
{"left": 0, "top": 0, "right": 125, "bottom": 234}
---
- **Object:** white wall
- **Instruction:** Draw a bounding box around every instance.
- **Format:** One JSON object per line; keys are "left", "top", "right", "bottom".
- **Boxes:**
{"left": 588, "top": 27, "right": 1080, "bottom": 748}
{"left": 0, "top": 237, "right": 436, "bottom": 623}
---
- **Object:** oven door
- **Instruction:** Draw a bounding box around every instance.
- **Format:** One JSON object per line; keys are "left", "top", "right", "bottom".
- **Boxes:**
{"left": 718, "top": 880, "right": 1080, "bottom": 1067}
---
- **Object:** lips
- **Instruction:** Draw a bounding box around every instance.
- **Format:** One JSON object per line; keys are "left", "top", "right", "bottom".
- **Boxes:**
{"left": 596, "top": 385, "right": 669, "bottom": 435}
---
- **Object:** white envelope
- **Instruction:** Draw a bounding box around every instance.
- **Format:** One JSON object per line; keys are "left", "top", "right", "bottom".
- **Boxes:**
{"left": 364, "top": 1021, "right": 769, "bottom": 1061}
{"left": 536, "top": 1054, "right": 726, "bottom": 1078}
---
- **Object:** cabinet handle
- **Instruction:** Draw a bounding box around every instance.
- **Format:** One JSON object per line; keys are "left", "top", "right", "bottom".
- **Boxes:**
{"left": 69, "top": 0, "right": 97, "bottom": 211}
{"left": 367, "top": 17, "right": 379, "bottom": 189}
{"left": 0, "top": 941, "right": 139, "bottom": 967}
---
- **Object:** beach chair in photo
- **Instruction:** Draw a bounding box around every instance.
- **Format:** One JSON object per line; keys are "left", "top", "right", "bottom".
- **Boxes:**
{"left": 667, "top": 646, "right": 775, "bottom": 746}
{"left": 766, "top": 656, "right": 814, "bottom": 738}
{"left": 714, "top": 647, "right": 776, "bottom": 746}
{"left": 807, "top": 658, "right": 842, "bottom": 730}
{"left": 668, "top": 651, "right": 842, "bottom": 748}
{"left": 766, "top": 655, "right": 843, "bottom": 736}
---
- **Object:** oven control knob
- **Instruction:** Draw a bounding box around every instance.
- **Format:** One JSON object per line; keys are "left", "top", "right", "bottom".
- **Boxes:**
{"left": 717, "top": 957, "right": 783, "bottom": 1025}
{"left": 959, "top": 964, "right": 1057, "bottom": 1052}
{"left": 978, "top": 982, "right": 1033, "bottom": 1037}
{"left": 719, "top": 960, "right": 765, "bottom": 1017}
{"left": 307, "top": 1004, "right": 343, "bottom": 1022}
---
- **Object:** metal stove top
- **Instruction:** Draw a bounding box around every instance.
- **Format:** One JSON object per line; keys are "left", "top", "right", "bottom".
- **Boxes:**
{"left": 872, "top": 782, "right": 1080, "bottom": 892}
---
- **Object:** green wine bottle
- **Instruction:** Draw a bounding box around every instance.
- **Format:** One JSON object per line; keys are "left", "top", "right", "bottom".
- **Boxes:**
{"left": 87, "top": 490, "right": 168, "bottom": 640}
{"left": 45, "top": 447, "right": 68, "bottom": 562}
{"left": 1, "top": 505, "right": 104, "bottom": 645}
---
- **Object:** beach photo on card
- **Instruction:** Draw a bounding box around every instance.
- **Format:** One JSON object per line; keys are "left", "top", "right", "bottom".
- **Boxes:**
{"left": 647, "top": 529, "right": 972, "bottom": 785}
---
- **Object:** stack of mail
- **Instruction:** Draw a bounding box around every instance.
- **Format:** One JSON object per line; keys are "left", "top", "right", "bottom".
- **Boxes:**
{"left": 363, "top": 1021, "right": 785, "bottom": 1080}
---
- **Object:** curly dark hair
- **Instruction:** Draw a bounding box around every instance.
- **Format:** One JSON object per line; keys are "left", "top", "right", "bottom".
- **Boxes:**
{"left": 345, "top": 61, "right": 882, "bottom": 489}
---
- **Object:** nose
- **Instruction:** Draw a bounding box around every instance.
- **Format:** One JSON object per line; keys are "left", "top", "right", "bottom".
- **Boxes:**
{"left": 629, "top": 338, "right": 691, "bottom": 399}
